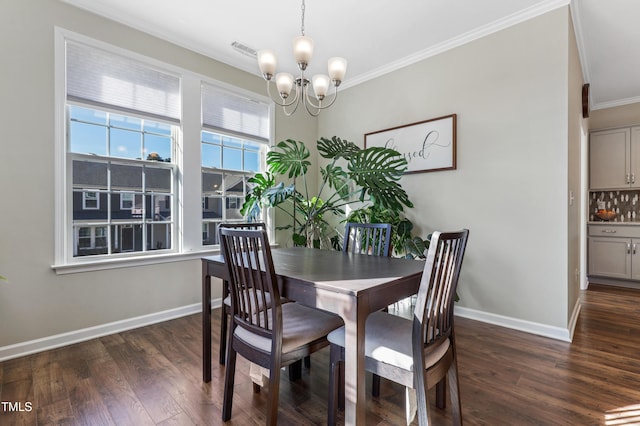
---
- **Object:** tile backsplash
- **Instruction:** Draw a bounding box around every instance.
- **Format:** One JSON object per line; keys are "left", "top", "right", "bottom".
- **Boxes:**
{"left": 590, "top": 190, "right": 640, "bottom": 222}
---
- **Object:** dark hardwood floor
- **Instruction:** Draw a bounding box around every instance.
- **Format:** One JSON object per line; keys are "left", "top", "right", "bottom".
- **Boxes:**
{"left": 2, "top": 284, "right": 640, "bottom": 425}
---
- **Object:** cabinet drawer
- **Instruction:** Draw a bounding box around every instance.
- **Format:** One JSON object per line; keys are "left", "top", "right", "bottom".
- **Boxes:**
{"left": 588, "top": 225, "right": 640, "bottom": 238}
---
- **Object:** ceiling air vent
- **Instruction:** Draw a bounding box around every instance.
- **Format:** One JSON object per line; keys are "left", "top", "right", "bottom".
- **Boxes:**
{"left": 231, "top": 41, "right": 257, "bottom": 58}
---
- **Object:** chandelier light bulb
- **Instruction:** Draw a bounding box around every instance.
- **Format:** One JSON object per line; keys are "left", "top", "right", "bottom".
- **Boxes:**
{"left": 328, "top": 57, "right": 347, "bottom": 86}
{"left": 312, "top": 75, "right": 330, "bottom": 100}
{"left": 275, "top": 73, "right": 294, "bottom": 99}
{"left": 293, "top": 36, "right": 314, "bottom": 70}
{"left": 257, "top": 50, "right": 277, "bottom": 80}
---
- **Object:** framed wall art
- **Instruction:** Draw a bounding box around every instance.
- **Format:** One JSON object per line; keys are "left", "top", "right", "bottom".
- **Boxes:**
{"left": 364, "top": 114, "right": 457, "bottom": 174}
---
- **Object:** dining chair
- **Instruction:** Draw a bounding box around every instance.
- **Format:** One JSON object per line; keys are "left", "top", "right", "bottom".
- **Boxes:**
{"left": 218, "top": 222, "right": 268, "bottom": 366}
{"left": 327, "top": 229, "right": 469, "bottom": 426}
{"left": 220, "top": 227, "right": 343, "bottom": 425}
{"left": 343, "top": 222, "right": 392, "bottom": 257}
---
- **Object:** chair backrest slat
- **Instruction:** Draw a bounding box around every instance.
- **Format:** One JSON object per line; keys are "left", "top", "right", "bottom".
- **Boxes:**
{"left": 343, "top": 222, "right": 392, "bottom": 257}
{"left": 220, "top": 227, "right": 280, "bottom": 342}
{"left": 413, "top": 230, "right": 469, "bottom": 352}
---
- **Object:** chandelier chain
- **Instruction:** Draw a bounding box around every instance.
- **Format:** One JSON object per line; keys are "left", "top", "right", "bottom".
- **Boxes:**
{"left": 301, "top": 0, "right": 306, "bottom": 36}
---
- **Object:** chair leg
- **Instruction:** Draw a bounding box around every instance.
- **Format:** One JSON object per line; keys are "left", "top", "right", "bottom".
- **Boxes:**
{"left": 372, "top": 373, "right": 381, "bottom": 397}
{"left": 221, "top": 346, "right": 237, "bottom": 421}
{"left": 435, "top": 377, "right": 446, "bottom": 409}
{"left": 267, "top": 356, "right": 282, "bottom": 426}
{"left": 448, "top": 360, "right": 462, "bottom": 425}
{"left": 415, "top": 370, "right": 433, "bottom": 426}
{"left": 288, "top": 359, "right": 302, "bottom": 381}
{"left": 304, "top": 355, "right": 311, "bottom": 368}
{"left": 219, "top": 306, "right": 228, "bottom": 365}
{"left": 338, "top": 358, "right": 345, "bottom": 411}
{"left": 328, "top": 344, "right": 341, "bottom": 426}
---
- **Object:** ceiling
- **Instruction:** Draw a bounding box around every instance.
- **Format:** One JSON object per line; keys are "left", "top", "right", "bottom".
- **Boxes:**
{"left": 61, "top": 0, "right": 640, "bottom": 111}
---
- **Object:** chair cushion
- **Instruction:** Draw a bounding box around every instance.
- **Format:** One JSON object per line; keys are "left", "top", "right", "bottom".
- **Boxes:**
{"left": 223, "top": 289, "right": 272, "bottom": 311}
{"left": 234, "top": 303, "right": 343, "bottom": 354}
{"left": 327, "top": 311, "right": 450, "bottom": 372}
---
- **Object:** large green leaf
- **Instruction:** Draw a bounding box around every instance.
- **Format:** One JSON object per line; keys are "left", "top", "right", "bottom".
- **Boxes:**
{"left": 348, "top": 147, "right": 413, "bottom": 210}
{"left": 241, "top": 172, "right": 275, "bottom": 220}
{"left": 320, "top": 164, "right": 349, "bottom": 199}
{"left": 317, "top": 136, "right": 361, "bottom": 160}
{"left": 263, "top": 182, "right": 297, "bottom": 206}
{"left": 267, "top": 139, "right": 311, "bottom": 178}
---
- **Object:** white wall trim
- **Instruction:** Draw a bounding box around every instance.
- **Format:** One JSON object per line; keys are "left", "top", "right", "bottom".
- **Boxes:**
{"left": 567, "top": 297, "right": 582, "bottom": 342}
{"left": 0, "top": 298, "right": 223, "bottom": 362}
{"left": 455, "top": 306, "right": 572, "bottom": 342}
{"left": 591, "top": 95, "right": 640, "bottom": 112}
{"left": 341, "top": 0, "right": 569, "bottom": 90}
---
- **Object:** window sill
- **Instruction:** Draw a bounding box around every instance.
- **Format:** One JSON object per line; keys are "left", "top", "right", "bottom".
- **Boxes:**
{"left": 51, "top": 249, "right": 220, "bottom": 275}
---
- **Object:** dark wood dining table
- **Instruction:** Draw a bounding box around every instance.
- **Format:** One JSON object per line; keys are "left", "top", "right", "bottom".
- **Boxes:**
{"left": 202, "top": 247, "right": 425, "bottom": 426}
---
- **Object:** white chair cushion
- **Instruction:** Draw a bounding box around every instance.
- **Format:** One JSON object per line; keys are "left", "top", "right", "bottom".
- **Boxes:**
{"left": 223, "top": 289, "right": 272, "bottom": 311}
{"left": 327, "top": 311, "right": 450, "bottom": 372}
{"left": 234, "top": 302, "right": 343, "bottom": 354}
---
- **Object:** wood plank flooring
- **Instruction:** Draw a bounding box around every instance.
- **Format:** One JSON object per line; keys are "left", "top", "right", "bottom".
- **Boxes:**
{"left": 2, "top": 284, "right": 640, "bottom": 425}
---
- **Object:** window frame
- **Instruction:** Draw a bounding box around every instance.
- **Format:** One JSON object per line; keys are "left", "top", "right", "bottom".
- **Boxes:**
{"left": 53, "top": 28, "right": 274, "bottom": 274}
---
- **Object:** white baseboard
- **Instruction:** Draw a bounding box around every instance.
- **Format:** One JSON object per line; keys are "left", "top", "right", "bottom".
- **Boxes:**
{"left": 454, "top": 305, "right": 573, "bottom": 342}
{"left": 0, "top": 298, "right": 223, "bottom": 362}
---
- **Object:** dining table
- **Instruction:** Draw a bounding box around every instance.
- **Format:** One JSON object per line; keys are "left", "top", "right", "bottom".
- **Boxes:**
{"left": 202, "top": 246, "right": 425, "bottom": 426}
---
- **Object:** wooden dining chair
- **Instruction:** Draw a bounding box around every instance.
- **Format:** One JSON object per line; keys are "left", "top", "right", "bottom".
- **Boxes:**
{"left": 343, "top": 222, "right": 392, "bottom": 257}
{"left": 220, "top": 227, "right": 343, "bottom": 425}
{"left": 218, "top": 222, "right": 268, "bottom": 365}
{"left": 327, "top": 229, "right": 469, "bottom": 426}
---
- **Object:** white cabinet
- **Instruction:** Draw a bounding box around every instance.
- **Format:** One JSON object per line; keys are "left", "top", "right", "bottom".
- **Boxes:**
{"left": 589, "top": 126, "right": 640, "bottom": 190}
{"left": 588, "top": 225, "right": 640, "bottom": 281}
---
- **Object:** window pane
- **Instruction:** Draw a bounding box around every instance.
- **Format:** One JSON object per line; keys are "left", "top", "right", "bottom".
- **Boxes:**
{"left": 73, "top": 160, "right": 108, "bottom": 187}
{"left": 222, "top": 136, "right": 242, "bottom": 148}
{"left": 69, "top": 105, "right": 107, "bottom": 125}
{"left": 202, "top": 171, "right": 222, "bottom": 194}
{"left": 147, "top": 223, "right": 171, "bottom": 250}
{"left": 112, "top": 224, "right": 143, "bottom": 253}
{"left": 244, "top": 150, "right": 259, "bottom": 172}
{"left": 111, "top": 193, "right": 143, "bottom": 219}
{"left": 70, "top": 121, "right": 107, "bottom": 156}
{"left": 202, "top": 144, "right": 221, "bottom": 169}
{"left": 146, "top": 167, "right": 171, "bottom": 192}
{"left": 225, "top": 174, "right": 244, "bottom": 195}
{"left": 222, "top": 146, "right": 242, "bottom": 170}
{"left": 202, "top": 197, "right": 222, "bottom": 219}
{"left": 111, "top": 164, "right": 143, "bottom": 191}
{"left": 144, "top": 121, "right": 172, "bottom": 136}
{"left": 202, "top": 221, "right": 220, "bottom": 246}
{"left": 110, "top": 114, "right": 142, "bottom": 131}
{"left": 226, "top": 196, "right": 243, "bottom": 220}
{"left": 145, "top": 134, "right": 172, "bottom": 162}
{"left": 202, "top": 132, "right": 221, "bottom": 144}
{"left": 148, "top": 194, "right": 172, "bottom": 220}
{"left": 111, "top": 128, "right": 142, "bottom": 160}
{"left": 73, "top": 190, "right": 107, "bottom": 220}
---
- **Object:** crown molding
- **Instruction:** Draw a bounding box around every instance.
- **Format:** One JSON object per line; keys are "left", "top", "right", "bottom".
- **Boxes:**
{"left": 592, "top": 95, "right": 640, "bottom": 111}
{"left": 341, "top": 0, "right": 570, "bottom": 90}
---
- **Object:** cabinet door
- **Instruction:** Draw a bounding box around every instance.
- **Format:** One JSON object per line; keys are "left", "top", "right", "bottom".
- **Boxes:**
{"left": 589, "top": 128, "right": 630, "bottom": 189}
{"left": 631, "top": 127, "right": 640, "bottom": 188}
{"left": 632, "top": 240, "right": 640, "bottom": 281}
{"left": 588, "top": 237, "right": 631, "bottom": 279}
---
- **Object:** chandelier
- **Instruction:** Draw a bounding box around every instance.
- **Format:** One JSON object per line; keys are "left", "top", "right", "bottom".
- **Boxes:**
{"left": 257, "top": 0, "right": 347, "bottom": 117}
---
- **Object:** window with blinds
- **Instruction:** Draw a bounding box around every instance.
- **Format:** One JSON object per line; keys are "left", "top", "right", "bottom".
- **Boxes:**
{"left": 55, "top": 31, "right": 273, "bottom": 268}
{"left": 200, "top": 84, "right": 270, "bottom": 246}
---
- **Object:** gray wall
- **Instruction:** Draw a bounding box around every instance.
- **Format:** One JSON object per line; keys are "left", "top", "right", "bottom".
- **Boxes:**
{"left": 318, "top": 7, "right": 580, "bottom": 332}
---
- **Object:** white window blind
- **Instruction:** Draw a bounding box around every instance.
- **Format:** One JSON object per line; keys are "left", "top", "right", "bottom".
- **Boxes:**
{"left": 202, "top": 83, "right": 270, "bottom": 142}
{"left": 66, "top": 42, "right": 181, "bottom": 123}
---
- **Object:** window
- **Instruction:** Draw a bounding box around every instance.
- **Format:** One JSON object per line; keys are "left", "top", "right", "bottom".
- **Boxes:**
{"left": 201, "top": 84, "right": 270, "bottom": 246}
{"left": 82, "top": 191, "right": 99, "bottom": 210}
{"left": 55, "top": 30, "right": 272, "bottom": 270}
{"left": 69, "top": 105, "right": 176, "bottom": 257}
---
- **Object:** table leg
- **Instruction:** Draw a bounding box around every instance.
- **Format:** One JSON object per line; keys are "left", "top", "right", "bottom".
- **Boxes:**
{"left": 202, "top": 261, "right": 212, "bottom": 382}
{"left": 342, "top": 296, "right": 367, "bottom": 426}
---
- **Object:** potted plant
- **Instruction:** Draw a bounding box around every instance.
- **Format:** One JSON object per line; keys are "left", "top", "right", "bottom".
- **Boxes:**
{"left": 242, "top": 136, "right": 413, "bottom": 248}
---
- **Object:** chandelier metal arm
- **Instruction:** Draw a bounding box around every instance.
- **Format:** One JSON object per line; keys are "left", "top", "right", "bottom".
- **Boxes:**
{"left": 265, "top": 79, "right": 299, "bottom": 108}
